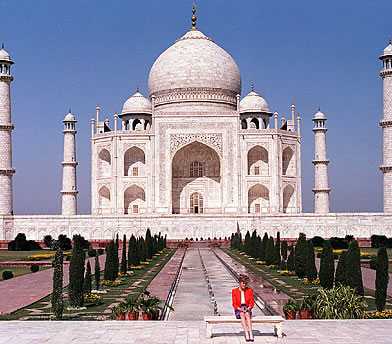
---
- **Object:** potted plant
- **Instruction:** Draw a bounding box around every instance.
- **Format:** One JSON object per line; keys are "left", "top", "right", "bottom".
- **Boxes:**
{"left": 112, "top": 304, "right": 126, "bottom": 320}
{"left": 139, "top": 295, "right": 163, "bottom": 320}
{"left": 124, "top": 295, "right": 140, "bottom": 320}
{"left": 283, "top": 299, "right": 299, "bottom": 320}
{"left": 299, "top": 295, "right": 314, "bottom": 319}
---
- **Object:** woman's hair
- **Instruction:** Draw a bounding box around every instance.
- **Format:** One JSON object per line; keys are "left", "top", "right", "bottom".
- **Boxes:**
{"left": 238, "top": 274, "right": 250, "bottom": 284}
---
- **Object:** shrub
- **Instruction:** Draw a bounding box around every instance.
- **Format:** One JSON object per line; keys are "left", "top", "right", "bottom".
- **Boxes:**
{"left": 52, "top": 246, "right": 64, "bottom": 319}
{"left": 375, "top": 246, "right": 389, "bottom": 311}
{"left": 43, "top": 235, "right": 53, "bottom": 248}
{"left": 68, "top": 235, "right": 85, "bottom": 307}
{"left": 345, "top": 240, "right": 364, "bottom": 296}
{"left": 97, "top": 248, "right": 104, "bottom": 255}
{"left": 312, "top": 285, "right": 367, "bottom": 319}
{"left": 335, "top": 251, "right": 347, "bottom": 286}
{"left": 295, "top": 233, "right": 307, "bottom": 279}
{"left": 330, "top": 237, "right": 348, "bottom": 250}
{"left": 2, "top": 270, "right": 13, "bottom": 280}
{"left": 319, "top": 240, "right": 334, "bottom": 289}
{"left": 30, "top": 264, "right": 39, "bottom": 273}
{"left": 8, "top": 233, "right": 41, "bottom": 251}
{"left": 306, "top": 240, "right": 317, "bottom": 281}
{"left": 369, "top": 256, "right": 377, "bottom": 270}
{"left": 311, "top": 236, "right": 324, "bottom": 248}
{"left": 88, "top": 248, "right": 97, "bottom": 257}
{"left": 58, "top": 234, "right": 72, "bottom": 251}
{"left": 371, "top": 235, "right": 388, "bottom": 248}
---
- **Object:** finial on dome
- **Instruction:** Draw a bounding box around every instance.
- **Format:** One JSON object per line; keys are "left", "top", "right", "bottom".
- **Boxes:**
{"left": 250, "top": 82, "right": 255, "bottom": 92}
{"left": 191, "top": 2, "right": 197, "bottom": 30}
{"left": 1, "top": 43, "right": 4, "bottom": 50}
{"left": 136, "top": 86, "right": 140, "bottom": 93}
{"left": 68, "top": 107, "right": 72, "bottom": 114}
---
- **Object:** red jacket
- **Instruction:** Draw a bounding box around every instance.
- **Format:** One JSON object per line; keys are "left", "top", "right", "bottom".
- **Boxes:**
{"left": 232, "top": 287, "right": 255, "bottom": 310}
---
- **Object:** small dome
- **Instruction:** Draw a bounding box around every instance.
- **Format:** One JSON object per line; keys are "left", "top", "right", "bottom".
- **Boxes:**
{"left": 384, "top": 41, "right": 392, "bottom": 55}
{"left": 64, "top": 112, "right": 76, "bottom": 121}
{"left": 240, "top": 91, "right": 270, "bottom": 114}
{"left": 0, "top": 46, "right": 12, "bottom": 62}
{"left": 121, "top": 91, "right": 152, "bottom": 116}
{"left": 313, "top": 110, "right": 326, "bottom": 120}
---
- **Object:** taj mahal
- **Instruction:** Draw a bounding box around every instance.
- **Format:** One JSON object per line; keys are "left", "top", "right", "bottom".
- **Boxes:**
{"left": 1, "top": 11, "right": 392, "bottom": 241}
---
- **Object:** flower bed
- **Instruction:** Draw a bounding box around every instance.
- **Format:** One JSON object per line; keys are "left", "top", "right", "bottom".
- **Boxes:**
{"left": 365, "top": 310, "right": 392, "bottom": 319}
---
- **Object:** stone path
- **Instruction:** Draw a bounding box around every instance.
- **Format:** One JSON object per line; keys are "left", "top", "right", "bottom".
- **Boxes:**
{"left": 169, "top": 248, "right": 265, "bottom": 320}
{"left": 147, "top": 248, "right": 186, "bottom": 301}
{"left": 0, "top": 319, "right": 391, "bottom": 343}
{"left": 0, "top": 253, "right": 106, "bottom": 315}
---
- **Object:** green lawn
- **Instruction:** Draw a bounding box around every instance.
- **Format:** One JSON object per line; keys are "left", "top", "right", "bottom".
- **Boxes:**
{"left": 3, "top": 248, "right": 175, "bottom": 320}
{"left": 0, "top": 250, "right": 49, "bottom": 262}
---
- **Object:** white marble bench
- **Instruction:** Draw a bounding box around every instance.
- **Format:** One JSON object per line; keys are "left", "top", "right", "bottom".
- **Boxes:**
{"left": 204, "top": 315, "right": 284, "bottom": 338}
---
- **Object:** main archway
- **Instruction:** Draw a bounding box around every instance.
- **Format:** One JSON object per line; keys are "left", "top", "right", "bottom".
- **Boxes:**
{"left": 172, "top": 141, "right": 221, "bottom": 214}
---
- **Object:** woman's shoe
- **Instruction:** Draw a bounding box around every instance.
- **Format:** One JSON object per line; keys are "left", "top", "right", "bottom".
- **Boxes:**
{"left": 244, "top": 331, "right": 250, "bottom": 341}
{"left": 249, "top": 331, "right": 254, "bottom": 342}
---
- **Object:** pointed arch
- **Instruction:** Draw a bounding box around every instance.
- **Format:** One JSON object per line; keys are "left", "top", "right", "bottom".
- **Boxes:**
{"left": 124, "top": 146, "right": 145, "bottom": 176}
{"left": 283, "top": 184, "right": 295, "bottom": 213}
{"left": 248, "top": 145, "right": 269, "bottom": 176}
{"left": 124, "top": 185, "right": 146, "bottom": 214}
{"left": 248, "top": 184, "right": 270, "bottom": 213}
{"left": 98, "top": 149, "right": 111, "bottom": 178}
{"left": 282, "top": 146, "right": 295, "bottom": 176}
{"left": 98, "top": 186, "right": 111, "bottom": 214}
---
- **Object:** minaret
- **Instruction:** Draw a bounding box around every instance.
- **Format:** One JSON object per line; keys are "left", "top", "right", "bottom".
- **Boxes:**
{"left": 0, "top": 45, "right": 15, "bottom": 215}
{"left": 312, "top": 109, "right": 330, "bottom": 213}
{"left": 379, "top": 40, "right": 392, "bottom": 212}
{"left": 61, "top": 111, "right": 78, "bottom": 215}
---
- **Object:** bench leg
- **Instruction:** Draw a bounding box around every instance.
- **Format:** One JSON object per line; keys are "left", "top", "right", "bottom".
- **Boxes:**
{"left": 206, "top": 323, "right": 212, "bottom": 338}
{"left": 274, "top": 323, "right": 283, "bottom": 338}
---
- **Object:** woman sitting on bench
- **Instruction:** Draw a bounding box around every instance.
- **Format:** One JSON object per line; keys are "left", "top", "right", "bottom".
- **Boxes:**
{"left": 232, "top": 274, "right": 255, "bottom": 342}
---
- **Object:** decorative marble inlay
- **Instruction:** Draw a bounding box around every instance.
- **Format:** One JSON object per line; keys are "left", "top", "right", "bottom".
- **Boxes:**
{"left": 170, "top": 133, "right": 223, "bottom": 157}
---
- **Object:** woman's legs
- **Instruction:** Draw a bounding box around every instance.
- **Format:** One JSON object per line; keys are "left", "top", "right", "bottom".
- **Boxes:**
{"left": 240, "top": 312, "right": 249, "bottom": 339}
{"left": 245, "top": 312, "right": 253, "bottom": 340}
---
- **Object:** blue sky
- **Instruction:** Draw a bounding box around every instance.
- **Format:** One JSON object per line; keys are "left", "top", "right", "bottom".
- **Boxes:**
{"left": 1, "top": 0, "right": 391, "bottom": 214}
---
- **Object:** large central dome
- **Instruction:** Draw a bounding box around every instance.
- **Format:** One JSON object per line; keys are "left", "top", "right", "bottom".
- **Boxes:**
{"left": 148, "top": 29, "right": 241, "bottom": 110}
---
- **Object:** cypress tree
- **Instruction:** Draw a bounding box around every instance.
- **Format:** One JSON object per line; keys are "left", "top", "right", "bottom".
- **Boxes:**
{"left": 164, "top": 234, "right": 167, "bottom": 248}
{"left": 261, "top": 232, "right": 268, "bottom": 261}
{"left": 83, "top": 261, "right": 92, "bottom": 294}
{"left": 94, "top": 254, "right": 100, "bottom": 290}
{"left": 265, "top": 236, "right": 275, "bottom": 265}
{"left": 287, "top": 245, "right": 295, "bottom": 271}
{"left": 104, "top": 240, "right": 116, "bottom": 281}
{"left": 345, "top": 240, "right": 364, "bottom": 295}
{"left": 139, "top": 237, "right": 146, "bottom": 263}
{"left": 250, "top": 230, "right": 258, "bottom": 258}
{"left": 244, "top": 231, "right": 251, "bottom": 254}
{"left": 335, "top": 251, "right": 347, "bottom": 286}
{"left": 68, "top": 235, "right": 85, "bottom": 307}
{"left": 128, "top": 234, "right": 139, "bottom": 266}
{"left": 121, "top": 234, "right": 127, "bottom": 274}
{"left": 274, "top": 232, "right": 281, "bottom": 266}
{"left": 295, "top": 233, "right": 307, "bottom": 278}
{"left": 256, "top": 235, "right": 262, "bottom": 260}
{"left": 306, "top": 240, "right": 318, "bottom": 281}
{"left": 145, "top": 228, "right": 153, "bottom": 259}
{"left": 281, "top": 241, "right": 288, "bottom": 268}
{"left": 375, "top": 246, "right": 389, "bottom": 311}
{"left": 52, "top": 245, "right": 64, "bottom": 319}
{"left": 115, "top": 233, "right": 119, "bottom": 250}
{"left": 113, "top": 238, "right": 119, "bottom": 278}
{"left": 319, "top": 240, "right": 334, "bottom": 289}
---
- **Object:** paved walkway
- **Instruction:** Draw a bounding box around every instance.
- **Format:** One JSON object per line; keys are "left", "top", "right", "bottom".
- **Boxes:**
{"left": 0, "top": 320, "right": 390, "bottom": 343}
{"left": 169, "top": 248, "right": 265, "bottom": 320}
{"left": 0, "top": 253, "right": 106, "bottom": 315}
